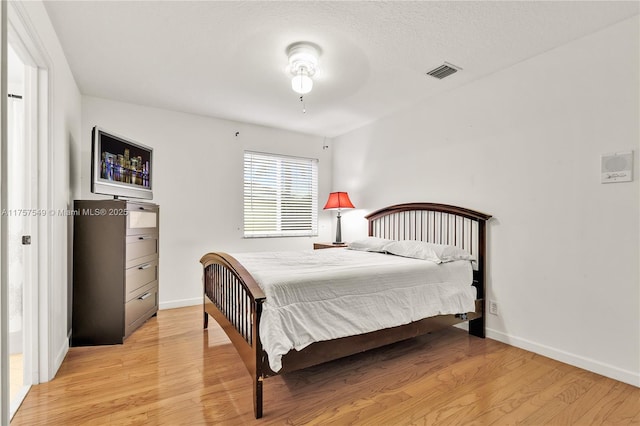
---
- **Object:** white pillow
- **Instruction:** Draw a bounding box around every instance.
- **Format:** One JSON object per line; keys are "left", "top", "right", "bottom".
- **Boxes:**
{"left": 348, "top": 237, "right": 395, "bottom": 253}
{"left": 382, "top": 240, "right": 441, "bottom": 263}
{"left": 382, "top": 240, "right": 473, "bottom": 263}
{"left": 432, "top": 244, "right": 474, "bottom": 263}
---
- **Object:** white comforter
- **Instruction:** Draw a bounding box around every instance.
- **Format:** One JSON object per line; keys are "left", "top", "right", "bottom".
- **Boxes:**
{"left": 232, "top": 248, "right": 476, "bottom": 372}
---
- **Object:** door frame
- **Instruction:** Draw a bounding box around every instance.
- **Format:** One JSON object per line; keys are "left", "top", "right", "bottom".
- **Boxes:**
{"left": 2, "top": 1, "right": 53, "bottom": 421}
{"left": 8, "top": 0, "right": 52, "bottom": 382}
{"left": 1, "top": 0, "right": 9, "bottom": 422}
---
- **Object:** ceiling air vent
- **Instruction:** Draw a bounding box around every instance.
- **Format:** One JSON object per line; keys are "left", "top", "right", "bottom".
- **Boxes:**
{"left": 426, "top": 62, "right": 461, "bottom": 79}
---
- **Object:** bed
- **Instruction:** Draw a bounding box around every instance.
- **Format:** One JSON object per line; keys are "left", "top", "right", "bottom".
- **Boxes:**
{"left": 200, "top": 202, "right": 491, "bottom": 418}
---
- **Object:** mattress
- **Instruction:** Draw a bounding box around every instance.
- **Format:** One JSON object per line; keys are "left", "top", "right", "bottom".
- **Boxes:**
{"left": 232, "top": 248, "right": 476, "bottom": 372}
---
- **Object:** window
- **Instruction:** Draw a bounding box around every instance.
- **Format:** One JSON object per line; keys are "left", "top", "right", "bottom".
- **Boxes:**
{"left": 244, "top": 151, "right": 318, "bottom": 238}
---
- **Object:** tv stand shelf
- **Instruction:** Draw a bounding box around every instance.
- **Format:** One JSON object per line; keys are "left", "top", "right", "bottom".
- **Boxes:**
{"left": 72, "top": 199, "right": 159, "bottom": 346}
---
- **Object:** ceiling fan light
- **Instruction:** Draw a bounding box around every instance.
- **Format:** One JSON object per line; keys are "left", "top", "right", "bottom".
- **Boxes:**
{"left": 291, "top": 73, "right": 313, "bottom": 94}
{"left": 287, "top": 42, "right": 319, "bottom": 95}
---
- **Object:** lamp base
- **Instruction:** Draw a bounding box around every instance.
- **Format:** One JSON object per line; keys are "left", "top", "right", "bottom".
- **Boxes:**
{"left": 334, "top": 211, "right": 343, "bottom": 245}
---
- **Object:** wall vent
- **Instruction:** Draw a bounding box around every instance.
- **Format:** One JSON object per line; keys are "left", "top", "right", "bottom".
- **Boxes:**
{"left": 426, "top": 62, "right": 461, "bottom": 79}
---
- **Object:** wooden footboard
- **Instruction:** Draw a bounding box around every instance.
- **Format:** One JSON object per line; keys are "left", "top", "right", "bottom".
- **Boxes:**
{"left": 200, "top": 252, "right": 266, "bottom": 418}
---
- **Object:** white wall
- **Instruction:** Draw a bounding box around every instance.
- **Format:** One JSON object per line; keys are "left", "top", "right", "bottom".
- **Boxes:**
{"left": 333, "top": 16, "right": 640, "bottom": 386}
{"left": 13, "top": 1, "right": 82, "bottom": 380}
{"left": 81, "top": 96, "right": 334, "bottom": 309}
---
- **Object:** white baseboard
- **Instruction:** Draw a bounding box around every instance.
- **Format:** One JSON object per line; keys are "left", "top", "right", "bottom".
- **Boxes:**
{"left": 486, "top": 327, "right": 640, "bottom": 388}
{"left": 52, "top": 336, "right": 69, "bottom": 381}
{"left": 159, "top": 297, "right": 202, "bottom": 310}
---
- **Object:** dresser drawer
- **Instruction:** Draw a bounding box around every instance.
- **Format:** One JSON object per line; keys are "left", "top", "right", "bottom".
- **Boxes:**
{"left": 126, "top": 202, "right": 158, "bottom": 236}
{"left": 126, "top": 235, "right": 158, "bottom": 268}
{"left": 125, "top": 282, "right": 158, "bottom": 338}
{"left": 125, "top": 259, "right": 158, "bottom": 302}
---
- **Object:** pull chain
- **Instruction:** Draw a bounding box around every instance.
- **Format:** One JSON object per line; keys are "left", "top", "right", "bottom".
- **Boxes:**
{"left": 299, "top": 96, "right": 306, "bottom": 114}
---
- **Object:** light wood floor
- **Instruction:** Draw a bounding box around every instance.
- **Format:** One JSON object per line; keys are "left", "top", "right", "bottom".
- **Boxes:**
{"left": 11, "top": 306, "right": 640, "bottom": 425}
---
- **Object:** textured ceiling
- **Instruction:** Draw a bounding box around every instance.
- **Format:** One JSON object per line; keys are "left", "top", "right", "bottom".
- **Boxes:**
{"left": 44, "top": 1, "right": 639, "bottom": 137}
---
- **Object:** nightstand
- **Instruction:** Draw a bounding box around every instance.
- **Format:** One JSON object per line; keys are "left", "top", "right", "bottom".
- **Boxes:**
{"left": 313, "top": 242, "right": 348, "bottom": 250}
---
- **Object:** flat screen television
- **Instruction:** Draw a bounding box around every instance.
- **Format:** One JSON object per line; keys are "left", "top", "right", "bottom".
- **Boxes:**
{"left": 91, "top": 126, "right": 153, "bottom": 200}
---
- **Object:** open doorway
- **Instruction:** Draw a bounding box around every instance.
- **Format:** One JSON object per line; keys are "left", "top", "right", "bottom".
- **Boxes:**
{"left": 6, "top": 40, "right": 33, "bottom": 419}
{"left": 2, "top": 2, "right": 51, "bottom": 421}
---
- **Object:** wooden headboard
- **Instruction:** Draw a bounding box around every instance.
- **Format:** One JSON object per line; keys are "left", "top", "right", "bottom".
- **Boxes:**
{"left": 366, "top": 203, "right": 491, "bottom": 258}
{"left": 365, "top": 202, "right": 492, "bottom": 334}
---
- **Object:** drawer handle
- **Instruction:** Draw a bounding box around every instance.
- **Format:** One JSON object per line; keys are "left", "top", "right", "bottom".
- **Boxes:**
{"left": 138, "top": 235, "right": 153, "bottom": 240}
{"left": 138, "top": 263, "right": 152, "bottom": 270}
{"left": 138, "top": 292, "right": 152, "bottom": 301}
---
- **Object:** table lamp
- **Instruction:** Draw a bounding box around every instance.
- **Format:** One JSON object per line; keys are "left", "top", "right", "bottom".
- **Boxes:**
{"left": 323, "top": 192, "right": 355, "bottom": 244}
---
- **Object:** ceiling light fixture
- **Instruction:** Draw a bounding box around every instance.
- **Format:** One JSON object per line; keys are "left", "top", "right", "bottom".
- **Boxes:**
{"left": 287, "top": 42, "right": 319, "bottom": 95}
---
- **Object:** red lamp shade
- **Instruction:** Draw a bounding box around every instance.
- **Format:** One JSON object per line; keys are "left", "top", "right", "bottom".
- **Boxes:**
{"left": 323, "top": 192, "right": 355, "bottom": 210}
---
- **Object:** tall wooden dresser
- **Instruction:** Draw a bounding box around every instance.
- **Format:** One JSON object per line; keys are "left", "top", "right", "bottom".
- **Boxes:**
{"left": 72, "top": 199, "right": 159, "bottom": 346}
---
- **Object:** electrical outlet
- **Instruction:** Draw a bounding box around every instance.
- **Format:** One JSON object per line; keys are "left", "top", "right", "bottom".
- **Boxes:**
{"left": 489, "top": 300, "right": 498, "bottom": 316}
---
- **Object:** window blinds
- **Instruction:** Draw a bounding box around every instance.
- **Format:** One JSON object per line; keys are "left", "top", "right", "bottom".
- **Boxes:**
{"left": 244, "top": 151, "right": 318, "bottom": 238}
